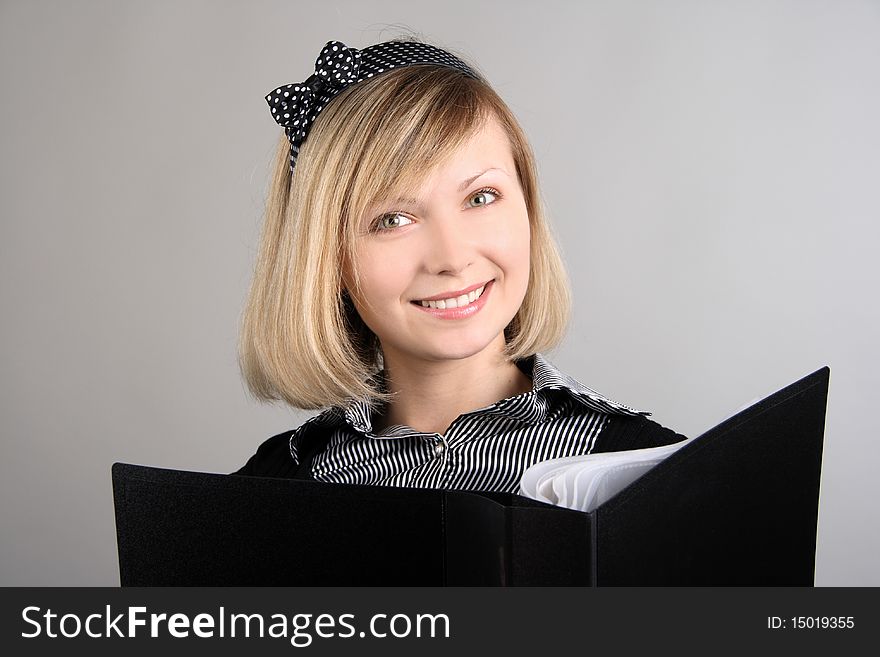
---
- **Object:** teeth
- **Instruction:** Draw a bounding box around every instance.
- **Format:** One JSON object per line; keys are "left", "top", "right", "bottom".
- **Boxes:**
{"left": 419, "top": 285, "right": 485, "bottom": 309}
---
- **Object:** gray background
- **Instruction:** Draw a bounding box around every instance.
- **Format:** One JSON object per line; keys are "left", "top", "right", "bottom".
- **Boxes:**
{"left": 1, "top": 0, "right": 877, "bottom": 585}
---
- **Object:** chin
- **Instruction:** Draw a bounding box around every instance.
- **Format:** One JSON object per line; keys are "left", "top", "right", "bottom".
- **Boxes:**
{"left": 417, "top": 332, "right": 505, "bottom": 363}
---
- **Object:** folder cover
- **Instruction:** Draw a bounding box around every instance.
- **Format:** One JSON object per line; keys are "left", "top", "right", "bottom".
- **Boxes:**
{"left": 113, "top": 367, "right": 828, "bottom": 585}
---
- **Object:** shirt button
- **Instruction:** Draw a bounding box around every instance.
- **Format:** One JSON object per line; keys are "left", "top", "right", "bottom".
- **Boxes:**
{"left": 434, "top": 443, "right": 445, "bottom": 457}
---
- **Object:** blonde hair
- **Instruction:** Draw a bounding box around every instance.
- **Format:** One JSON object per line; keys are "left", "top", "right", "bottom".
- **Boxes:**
{"left": 239, "top": 44, "right": 572, "bottom": 411}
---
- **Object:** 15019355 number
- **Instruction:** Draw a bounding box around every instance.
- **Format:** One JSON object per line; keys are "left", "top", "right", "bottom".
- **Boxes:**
{"left": 790, "top": 616, "right": 854, "bottom": 629}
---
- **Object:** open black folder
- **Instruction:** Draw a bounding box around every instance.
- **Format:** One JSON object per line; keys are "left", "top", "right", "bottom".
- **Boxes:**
{"left": 113, "top": 366, "right": 829, "bottom": 586}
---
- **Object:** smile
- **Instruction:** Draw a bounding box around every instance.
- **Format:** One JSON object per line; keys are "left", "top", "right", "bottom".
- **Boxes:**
{"left": 416, "top": 284, "right": 486, "bottom": 309}
{"left": 410, "top": 280, "right": 494, "bottom": 320}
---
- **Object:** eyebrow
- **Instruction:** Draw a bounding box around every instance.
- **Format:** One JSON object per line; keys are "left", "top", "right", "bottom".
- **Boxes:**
{"left": 384, "top": 168, "right": 507, "bottom": 206}
{"left": 457, "top": 167, "right": 505, "bottom": 192}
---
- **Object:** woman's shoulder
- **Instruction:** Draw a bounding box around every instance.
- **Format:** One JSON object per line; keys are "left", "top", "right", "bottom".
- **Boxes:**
{"left": 232, "top": 409, "right": 343, "bottom": 478}
{"left": 593, "top": 414, "right": 688, "bottom": 453}
{"left": 529, "top": 353, "right": 649, "bottom": 417}
{"left": 232, "top": 429, "right": 299, "bottom": 478}
{"left": 528, "top": 354, "right": 688, "bottom": 449}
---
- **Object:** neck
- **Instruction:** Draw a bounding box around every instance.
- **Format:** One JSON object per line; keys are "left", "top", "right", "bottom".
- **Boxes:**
{"left": 374, "top": 335, "right": 534, "bottom": 437}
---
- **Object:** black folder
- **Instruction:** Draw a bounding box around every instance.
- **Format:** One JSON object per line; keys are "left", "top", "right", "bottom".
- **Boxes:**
{"left": 112, "top": 366, "right": 828, "bottom": 586}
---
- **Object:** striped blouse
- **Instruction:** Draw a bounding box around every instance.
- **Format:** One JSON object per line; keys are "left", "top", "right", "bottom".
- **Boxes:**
{"left": 236, "top": 353, "right": 688, "bottom": 494}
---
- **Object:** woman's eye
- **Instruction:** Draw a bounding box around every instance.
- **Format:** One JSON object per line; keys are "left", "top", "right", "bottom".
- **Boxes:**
{"left": 467, "top": 188, "right": 500, "bottom": 207}
{"left": 374, "top": 213, "right": 414, "bottom": 231}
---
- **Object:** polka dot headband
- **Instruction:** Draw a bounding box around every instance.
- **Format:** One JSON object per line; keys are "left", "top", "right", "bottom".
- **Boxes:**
{"left": 266, "top": 39, "right": 479, "bottom": 172}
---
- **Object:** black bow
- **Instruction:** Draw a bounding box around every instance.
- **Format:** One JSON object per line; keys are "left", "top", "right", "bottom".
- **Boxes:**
{"left": 265, "top": 41, "right": 362, "bottom": 146}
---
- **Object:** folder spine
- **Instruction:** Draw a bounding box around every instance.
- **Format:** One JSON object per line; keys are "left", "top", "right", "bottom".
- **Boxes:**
{"left": 440, "top": 490, "right": 448, "bottom": 584}
{"left": 589, "top": 510, "right": 598, "bottom": 587}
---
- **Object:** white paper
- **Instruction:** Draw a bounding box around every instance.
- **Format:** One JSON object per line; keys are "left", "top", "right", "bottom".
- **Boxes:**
{"left": 519, "top": 438, "right": 695, "bottom": 512}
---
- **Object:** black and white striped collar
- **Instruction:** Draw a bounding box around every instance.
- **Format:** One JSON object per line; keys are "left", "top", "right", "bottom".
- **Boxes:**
{"left": 288, "top": 354, "right": 650, "bottom": 459}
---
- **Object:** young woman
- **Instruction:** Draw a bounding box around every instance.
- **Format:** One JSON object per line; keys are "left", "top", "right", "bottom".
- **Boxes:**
{"left": 235, "top": 38, "right": 686, "bottom": 492}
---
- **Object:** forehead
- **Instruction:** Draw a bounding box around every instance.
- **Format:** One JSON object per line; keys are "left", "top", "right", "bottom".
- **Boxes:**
{"left": 441, "top": 116, "right": 514, "bottom": 171}
{"left": 380, "top": 115, "right": 515, "bottom": 200}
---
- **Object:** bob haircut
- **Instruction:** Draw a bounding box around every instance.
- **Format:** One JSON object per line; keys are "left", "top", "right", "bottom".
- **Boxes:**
{"left": 239, "top": 41, "right": 572, "bottom": 412}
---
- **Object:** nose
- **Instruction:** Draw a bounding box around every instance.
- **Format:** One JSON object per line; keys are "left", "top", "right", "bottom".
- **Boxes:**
{"left": 422, "top": 216, "right": 474, "bottom": 275}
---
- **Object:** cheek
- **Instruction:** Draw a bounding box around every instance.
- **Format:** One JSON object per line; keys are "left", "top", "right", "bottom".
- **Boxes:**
{"left": 351, "top": 247, "right": 412, "bottom": 310}
{"left": 488, "top": 212, "right": 531, "bottom": 275}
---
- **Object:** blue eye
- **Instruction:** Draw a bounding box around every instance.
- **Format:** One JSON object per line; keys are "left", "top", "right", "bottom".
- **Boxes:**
{"left": 373, "top": 213, "right": 414, "bottom": 232}
{"left": 468, "top": 188, "right": 500, "bottom": 207}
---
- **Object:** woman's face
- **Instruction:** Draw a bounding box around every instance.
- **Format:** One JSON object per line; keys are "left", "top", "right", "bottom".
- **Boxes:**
{"left": 346, "top": 115, "right": 531, "bottom": 368}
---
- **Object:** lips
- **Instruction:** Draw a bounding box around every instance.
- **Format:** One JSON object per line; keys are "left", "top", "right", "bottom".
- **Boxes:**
{"left": 412, "top": 279, "right": 494, "bottom": 303}
{"left": 415, "top": 284, "right": 486, "bottom": 309}
{"left": 410, "top": 280, "right": 494, "bottom": 320}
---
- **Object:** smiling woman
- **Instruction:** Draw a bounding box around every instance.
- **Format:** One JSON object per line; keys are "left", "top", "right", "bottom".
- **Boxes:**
{"left": 235, "top": 38, "right": 687, "bottom": 492}
{"left": 345, "top": 117, "right": 534, "bottom": 435}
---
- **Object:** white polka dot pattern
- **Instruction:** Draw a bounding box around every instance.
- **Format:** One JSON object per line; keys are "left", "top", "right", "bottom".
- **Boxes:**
{"left": 265, "top": 40, "right": 478, "bottom": 172}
